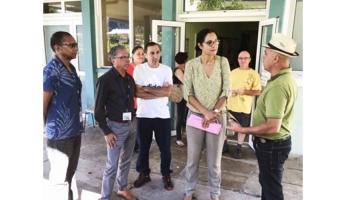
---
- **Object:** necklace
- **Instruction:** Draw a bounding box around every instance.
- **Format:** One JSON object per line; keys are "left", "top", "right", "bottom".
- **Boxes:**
{"left": 201, "top": 57, "right": 214, "bottom": 67}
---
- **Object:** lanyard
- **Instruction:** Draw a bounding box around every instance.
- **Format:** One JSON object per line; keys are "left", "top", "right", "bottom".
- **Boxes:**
{"left": 54, "top": 55, "right": 82, "bottom": 108}
{"left": 111, "top": 68, "right": 130, "bottom": 111}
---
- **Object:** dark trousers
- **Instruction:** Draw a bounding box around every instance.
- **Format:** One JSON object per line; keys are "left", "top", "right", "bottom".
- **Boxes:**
{"left": 46, "top": 134, "right": 82, "bottom": 200}
{"left": 136, "top": 117, "right": 173, "bottom": 175}
{"left": 254, "top": 136, "right": 292, "bottom": 200}
{"left": 175, "top": 98, "right": 188, "bottom": 140}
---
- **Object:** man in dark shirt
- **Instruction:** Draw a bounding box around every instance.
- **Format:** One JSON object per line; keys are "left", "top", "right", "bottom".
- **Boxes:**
{"left": 94, "top": 45, "right": 137, "bottom": 200}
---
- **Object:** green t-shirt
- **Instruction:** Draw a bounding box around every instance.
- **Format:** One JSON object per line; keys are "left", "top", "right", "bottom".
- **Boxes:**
{"left": 252, "top": 68, "right": 298, "bottom": 140}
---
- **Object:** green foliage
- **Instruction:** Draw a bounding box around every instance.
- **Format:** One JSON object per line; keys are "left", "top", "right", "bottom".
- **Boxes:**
{"left": 107, "top": 33, "right": 130, "bottom": 53}
{"left": 190, "top": 0, "right": 251, "bottom": 11}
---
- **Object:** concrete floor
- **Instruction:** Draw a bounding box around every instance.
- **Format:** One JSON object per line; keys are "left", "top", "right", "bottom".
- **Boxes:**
{"left": 43, "top": 124, "right": 303, "bottom": 200}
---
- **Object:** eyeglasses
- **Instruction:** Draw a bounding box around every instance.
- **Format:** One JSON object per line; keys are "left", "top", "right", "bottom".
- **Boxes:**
{"left": 203, "top": 39, "right": 220, "bottom": 46}
{"left": 61, "top": 43, "right": 78, "bottom": 48}
{"left": 238, "top": 57, "right": 250, "bottom": 60}
{"left": 114, "top": 56, "right": 132, "bottom": 60}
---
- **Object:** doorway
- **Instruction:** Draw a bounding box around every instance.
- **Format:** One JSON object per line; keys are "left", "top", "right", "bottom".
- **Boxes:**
{"left": 184, "top": 21, "right": 259, "bottom": 143}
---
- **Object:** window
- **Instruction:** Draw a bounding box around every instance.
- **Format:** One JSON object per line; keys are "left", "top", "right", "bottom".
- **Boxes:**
{"left": 43, "top": 0, "right": 81, "bottom": 14}
{"left": 184, "top": 0, "right": 267, "bottom": 12}
{"left": 290, "top": 0, "right": 302, "bottom": 71}
{"left": 99, "top": 0, "right": 129, "bottom": 66}
{"left": 65, "top": 1, "right": 82, "bottom": 13}
{"left": 98, "top": 0, "right": 162, "bottom": 66}
{"left": 134, "top": 0, "right": 162, "bottom": 48}
{"left": 43, "top": 2, "right": 62, "bottom": 13}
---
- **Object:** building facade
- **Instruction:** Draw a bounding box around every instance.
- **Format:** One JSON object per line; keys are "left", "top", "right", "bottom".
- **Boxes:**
{"left": 42, "top": 0, "right": 303, "bottom": 154}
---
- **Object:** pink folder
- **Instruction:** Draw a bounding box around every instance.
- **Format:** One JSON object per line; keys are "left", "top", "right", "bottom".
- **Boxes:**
{"left": 186, "top": 114, "right": 222, "bottom": 135}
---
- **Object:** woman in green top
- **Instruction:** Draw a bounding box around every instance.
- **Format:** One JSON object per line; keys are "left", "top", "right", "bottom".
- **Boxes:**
{"left": 183, "top": 28, "right": 231, "bottom": 200}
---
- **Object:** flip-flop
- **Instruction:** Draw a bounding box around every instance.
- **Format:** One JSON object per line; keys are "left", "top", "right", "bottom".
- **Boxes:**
{"left": 175, "top": 140, "right": 186, "bottom": 147}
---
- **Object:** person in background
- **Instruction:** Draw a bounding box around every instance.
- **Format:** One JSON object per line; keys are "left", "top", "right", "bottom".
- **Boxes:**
{"left": 43, "top": 31, "right": 83, "bottom": 200}
{"left": 95, "top": 45, "right": 137, "bottom": 200}
{"left": 223, "top": 50, "right": 261, "bottom": 159}
{"left": 226, "top": 33, "right": 299, "bottom": 200}
{"left": 132, "top": 42, "right": 174, "bottom": 191}
{"left": 183, "top": 28, "right": 231, "bottom": 200}
{"left": 173, "top": 52, "right": 189, "bottom": 147}
{"left": 127, "top": 46, "right": 145, "bottom": 153}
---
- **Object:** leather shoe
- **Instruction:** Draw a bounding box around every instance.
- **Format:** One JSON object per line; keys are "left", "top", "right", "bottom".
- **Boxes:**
{"left": 117, "top": 190, "right": 137, "bottom": 200}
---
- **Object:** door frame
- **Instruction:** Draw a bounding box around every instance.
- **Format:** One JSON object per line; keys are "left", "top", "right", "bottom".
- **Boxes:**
{"left": 151, "top": 20, "right": 186, "bottom": 136}
{"left": 248, "top": 17, "right": 279, "bottom": 150}
{"left": 151, "top": 20, "right": 186, "bottom": 52}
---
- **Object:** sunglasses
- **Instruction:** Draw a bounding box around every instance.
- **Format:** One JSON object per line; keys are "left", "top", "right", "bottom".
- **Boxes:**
{"left": 203, "top": 39, "right": 220, "bottom": 46}
{"left": 61, "top": 43, "right": 78, "bottom": 48}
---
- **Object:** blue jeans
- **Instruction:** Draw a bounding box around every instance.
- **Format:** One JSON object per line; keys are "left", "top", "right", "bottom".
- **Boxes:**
{"left": 254, "top": 136, "right": 292, "bottom": 200}
{"left": 136, "top": 117, "right": 173, "bottom": 175}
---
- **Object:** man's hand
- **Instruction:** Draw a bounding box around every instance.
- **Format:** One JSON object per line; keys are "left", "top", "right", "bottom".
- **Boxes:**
{"left": 236, "top": 89, "right": 244, "bottom": 95}
{"left": 226, "top": 119, "right": 242, "bottom": 132}
{"left": 105, "top": 133, "right": 117, "bottom": 149}
{"left": 231, "top": 90, "right": 237, "bottom": 97}
{"left": 162, "top": 82, "right": 170, "bottom": 87}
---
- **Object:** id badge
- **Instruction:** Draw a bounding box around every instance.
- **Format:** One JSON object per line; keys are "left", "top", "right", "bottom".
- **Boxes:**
{"left": 123, "top": 112, "right": 132, "bottom": 121}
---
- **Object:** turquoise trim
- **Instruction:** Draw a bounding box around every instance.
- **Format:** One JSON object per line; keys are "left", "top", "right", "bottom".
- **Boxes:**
{"left": 162, "top": 0, "right": 176, "bottom": 130}
{"left": 81, "top": 0, "right": 97, "bottom": 124}
{"left": 97, "top": 67, "right": 112, "bottom": 73}
{"left": 268, "top": 0, "right": 285, "bottom": 32}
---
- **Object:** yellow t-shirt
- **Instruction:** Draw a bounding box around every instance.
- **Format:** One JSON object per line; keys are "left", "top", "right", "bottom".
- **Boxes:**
{"left": 227, "top": 68, "right": 261, "bottom": 114}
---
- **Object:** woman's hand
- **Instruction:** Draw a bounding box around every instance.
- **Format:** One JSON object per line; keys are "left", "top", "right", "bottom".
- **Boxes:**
{"left": 202, "top": 109, "right": 219, "bottom": 128}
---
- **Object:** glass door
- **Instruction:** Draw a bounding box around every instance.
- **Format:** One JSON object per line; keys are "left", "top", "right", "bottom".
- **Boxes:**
{"left": 151, "top": 20, "right": 186, "bottom": 136}
{"left": 248, "top": 17, "right": 279, "bottom": 150}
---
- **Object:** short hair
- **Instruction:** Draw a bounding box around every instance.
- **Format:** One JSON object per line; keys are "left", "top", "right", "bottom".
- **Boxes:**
{"left": 175, "top": 52, "right": 188, "bottom": 64}
{"left": 50, "top": 31, "right": 72, "bottom": 52}
{"left": 144, "top": 42, "right": 161, "bottom": 53}
{"left": 195, "top": 28, "right": 217, "bottom": 52}
{"left": 132, "top": 46, "right": 144, "bottom": 54}
{"left": 108, "top": 45, "right": 126, "bottom": 64}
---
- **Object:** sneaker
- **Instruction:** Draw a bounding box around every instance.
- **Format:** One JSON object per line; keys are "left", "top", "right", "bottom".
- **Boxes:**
{"left": 162, "top": 174, "right": 174, "bottom": 190}
{"left": 132, "top": 173, "right": 151, "bottom": 188}
{"left": 233, "top": 148, "right": 242, "bottom": 159}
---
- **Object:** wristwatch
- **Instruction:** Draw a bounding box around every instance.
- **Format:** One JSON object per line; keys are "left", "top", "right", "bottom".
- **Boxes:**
{"left": 213, "top": 109, "right": 219, "bottom": 114}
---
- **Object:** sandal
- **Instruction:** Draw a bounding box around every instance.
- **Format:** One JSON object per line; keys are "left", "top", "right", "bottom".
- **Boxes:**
{"left": 175, "top": 140, "right": 186, "bottom": 147}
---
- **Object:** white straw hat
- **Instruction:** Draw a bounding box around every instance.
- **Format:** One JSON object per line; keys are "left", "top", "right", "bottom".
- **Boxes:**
{"left": 262, "top": 33, "right": 299, "bottom": 57}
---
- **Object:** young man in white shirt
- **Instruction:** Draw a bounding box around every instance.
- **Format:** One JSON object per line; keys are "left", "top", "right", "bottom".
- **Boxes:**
{"left": 132, "top": 42, "right": 174, "bottom": 191}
